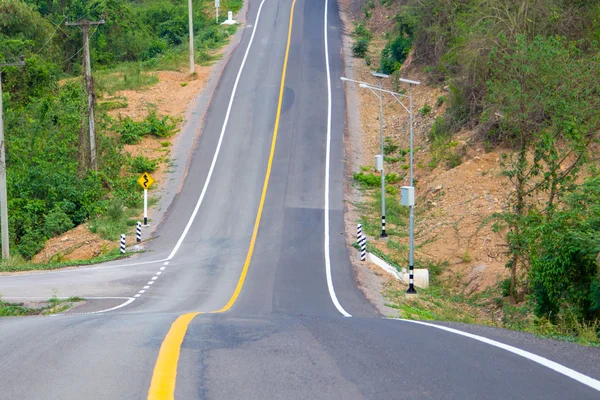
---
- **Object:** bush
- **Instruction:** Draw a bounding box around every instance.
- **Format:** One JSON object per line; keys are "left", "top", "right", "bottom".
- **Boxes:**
{"left": 129, "top": 155, "right": 158, "bottom": 173}
{"left": 44, "top": 208, "right": 74, "bottom": 237}
{"left": 352, "top": 39, "right": 369, "bottom": 58}
{"left": 419, "top": 104, "right": 432, "bottom": 116}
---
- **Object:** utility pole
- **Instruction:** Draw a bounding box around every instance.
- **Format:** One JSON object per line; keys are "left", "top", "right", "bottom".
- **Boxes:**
{"left": 66, "top": 18, "right": 105, "bottom": 171}
{"left": 188, "top": 0, "right": 195, "bottom": 74}
{"left": 0, "top": 56, "right": 25, "bottom": 260}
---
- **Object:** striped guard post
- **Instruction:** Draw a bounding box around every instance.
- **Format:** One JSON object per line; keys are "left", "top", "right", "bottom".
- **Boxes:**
{"left": 360, "top": 235, "right": 367, "bottom": 261}
{"left": 381, "top": 215, "right": 387, "bottom": 238}
{"left": 407, "top": 264, "right": 417, "bottom": 293}
{"left": 136, "top": 222, "right": 142, "bottom": 243}
{"left": 120, "top": 234, "right": 126, "bottom": 254}
{"left": 357, "top": 224, "right": 362, "bottom": 245}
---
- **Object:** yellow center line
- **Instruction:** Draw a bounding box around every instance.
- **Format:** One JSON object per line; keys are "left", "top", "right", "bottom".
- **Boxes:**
{"left": 147, "top": 0, "right": 297, "bottom": 398}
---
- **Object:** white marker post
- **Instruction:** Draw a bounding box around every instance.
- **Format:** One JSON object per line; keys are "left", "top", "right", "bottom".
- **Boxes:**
{"left": 143, "top": 189, "right": 148, "bottom": 225}
{"left": 215, "top": 0, "right": 220, "bottom": 23}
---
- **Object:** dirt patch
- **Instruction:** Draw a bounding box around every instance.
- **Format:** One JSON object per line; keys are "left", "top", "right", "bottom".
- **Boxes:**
{"left": 33, "top": 224, "right": 115, "bottom": 263}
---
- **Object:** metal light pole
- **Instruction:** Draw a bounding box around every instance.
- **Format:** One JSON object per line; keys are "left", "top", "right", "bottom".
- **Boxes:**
{"left": 372, "top": 72, "right": 389, "bottom": 238}
{"left": 341, "top": 73, "right": 389, "bottom": 239}
{"left": 0, "top": 56, "right": 25, "bottom": 260}
{"left": 188, "top": 0, "right": 195, "bottom": 74}
{"left": 399, "top": 77, "right": 420, "bottom": 294}
{"left": 341, "top": 75, "right": 421, "bottom": 292}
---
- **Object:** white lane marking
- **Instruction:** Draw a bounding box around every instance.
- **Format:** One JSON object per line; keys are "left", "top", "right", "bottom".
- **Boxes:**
{"left": 148, "top": 281, "right": 154, "bottom": 285}
{"left": 164, "top": 261, "right": 169, "bottom": 266}
{"left": 151, "top": 276, "right": 158, "bottom": 280}
{"left": 78, "top": 297, "right": 137, "bottom": 315}
{"left": 134, "top": 294, "right": 141, "bottom": 298}
{"left": 392, "top": 318, "right": 600, "bottom": 392}
{"left": 156, "top": 271, "right": 162, "bottom": 276}
{"left": 323, "top": 0, "right": 351, "bottom": 318}
{"left": 143, "top": 286, "right": 150, "bottom": 289}
{"left": 138, "top": 290, "right": 146, "bottom": 294}
{"left": 166, "top": 0, "right": 269, "bottom": 261}
{"left": 160, "top": 266, "right": 166, "bottom": 271}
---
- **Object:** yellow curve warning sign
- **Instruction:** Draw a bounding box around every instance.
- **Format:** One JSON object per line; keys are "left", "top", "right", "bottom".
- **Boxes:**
{"left": 137, "top": 172, "right": 155, "bottom": 189}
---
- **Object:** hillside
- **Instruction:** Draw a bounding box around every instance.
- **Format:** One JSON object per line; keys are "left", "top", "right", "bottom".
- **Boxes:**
{"left": 342, "top": 0, "right": 600, "bottom": 343}
{"left": 0, "top": 0, "right": 240, "bottom": 265}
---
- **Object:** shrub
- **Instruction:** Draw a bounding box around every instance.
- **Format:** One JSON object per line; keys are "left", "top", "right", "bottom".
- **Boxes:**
{"left": 352, "top": 39, "right": 369, "bottom": 58}
{"left": 419, "top": 104, "right": 432, "bottom": 116}
{"left": 44, "top": 208, "right": 74, "bottom": 237}
{"left": 129, "top": 155, "right": 158, "bottom": 173}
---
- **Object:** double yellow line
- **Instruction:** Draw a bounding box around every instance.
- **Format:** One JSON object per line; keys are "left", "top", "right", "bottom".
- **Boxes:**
{"left": 147, "top": 0, "right": 297, "bottom": 398}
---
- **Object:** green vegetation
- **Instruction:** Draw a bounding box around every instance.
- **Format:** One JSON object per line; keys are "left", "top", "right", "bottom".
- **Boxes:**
{"left": 0, "top": 296, "right": 84, "bottom": 316}
{"left": 0, "top": 0, "right": 240, "bottom": 261}
{"left": 352, "top": 22, "right": 372, "bottom": 58}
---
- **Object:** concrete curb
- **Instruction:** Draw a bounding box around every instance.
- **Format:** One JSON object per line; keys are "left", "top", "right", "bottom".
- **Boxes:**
{"left": 368, "top": 252, "right": 429, "bottom": 289}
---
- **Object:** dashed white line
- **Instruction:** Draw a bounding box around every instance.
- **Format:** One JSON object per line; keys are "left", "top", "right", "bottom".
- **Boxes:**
{"left": 143, "top": 286, "right": 150, "bottom": 289}
{"left": 160, "top": 266, "right": 166, "bottom": 271}
{"left": 156, "top": 271, "right": 162, "bottom": 276}
{"left": 151, "top": 276, "right": 158, "bottom": 281}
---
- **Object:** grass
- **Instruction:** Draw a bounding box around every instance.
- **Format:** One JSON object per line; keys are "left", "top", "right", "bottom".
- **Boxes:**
{"left": 95, "top": 64, "right": 159, "bottom": 95}
{"left": 0, "top": 296, "right": 84, "bottom": 317}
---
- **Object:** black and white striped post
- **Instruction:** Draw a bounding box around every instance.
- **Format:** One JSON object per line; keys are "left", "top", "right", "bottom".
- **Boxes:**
{"left": 356, "top": 224, "right": 362, "bottom": 245}
{"left": 360, "top": 235, "right": 367, "bottom": 261}
{"left": 136, "top": 222, "right": 142, "bottom": 243}
{"left": 120, "top": 234, "right": 126, "bottom": 254}
{"left": 381, "top": 215, "right": 387, "bottom": 238}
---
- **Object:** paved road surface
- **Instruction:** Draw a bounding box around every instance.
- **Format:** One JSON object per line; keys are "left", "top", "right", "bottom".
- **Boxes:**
{"left": 0, "top": 0, "right": 598, "bottom": 398}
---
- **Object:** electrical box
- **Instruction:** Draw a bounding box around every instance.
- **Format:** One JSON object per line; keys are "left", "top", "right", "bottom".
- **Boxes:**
{"left": 375, "top": 155, "right": 383, "bottom": 171}
{"left": 401, "top": 186, "right": 415, "bottom": 206}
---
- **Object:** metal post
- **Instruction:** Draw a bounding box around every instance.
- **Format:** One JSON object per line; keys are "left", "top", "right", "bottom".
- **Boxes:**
{"left": 188, "top": 0, "right": 195, "bottom": 74}
{"left": 0, "top": 73, "right": 9, "bottom": 259}
{"left": 120, "top": 234, "right": 126, "bottom": 254}
{"left": 378, "top": 77, "right": 387, "bottom": 238}
{"left": 143, "top": 188, "right": 148, "bottom": 225}
{"left": 407, "top": 83, "right": 416, "bottom": 294}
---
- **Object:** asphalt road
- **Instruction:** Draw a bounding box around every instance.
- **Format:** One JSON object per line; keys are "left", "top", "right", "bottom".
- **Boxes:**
{"left": 0, "top": 0, "right": 599, "bottom": 399}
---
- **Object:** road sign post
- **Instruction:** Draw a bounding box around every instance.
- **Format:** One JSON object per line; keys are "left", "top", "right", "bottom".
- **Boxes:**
{"left": 137, "top": 172, "right": 155, "bottom": 226}
{"left": 215, "top": 0, "right": 220, "bottom": 23}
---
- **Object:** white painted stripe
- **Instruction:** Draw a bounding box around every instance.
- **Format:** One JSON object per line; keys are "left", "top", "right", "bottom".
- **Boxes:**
{"left": 164, "top": 261, "right": 169, "bottom": 266}
{"left": 160, "top": 266, "right": 166, "bottom": 271}
{"left": 148, "top": 281, "right": 154, "bottom": 285}
{"left": 0, "top": 258, "right": 170, "bottom": 277}
{"left": 156, "top": 271, "right": 162, "bottom": 275}
{"left": 165, "top": 0, "right": 269, "bottom": 261}
{"left": 134, "top": 294, "right": 141, "bottom": 298}
{"left": 78, "top": 297, "right": 137, "bottom": 315}
{"left": 391, "top": 318, "right": 600, "bottom": 392}
{"left": 143, "top": 286, "right": 150, "bottom": 289}
{"left": 323, "top": 0, "right": 351, "bottom": 318}
{"left": 151, "top": 276, "right": 158, "bottom": 280}
{"left": 138, "top": 290, "right": 146, "bottom": 294}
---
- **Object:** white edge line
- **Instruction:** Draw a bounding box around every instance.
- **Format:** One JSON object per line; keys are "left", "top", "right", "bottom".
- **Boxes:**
{"left": 165, "top": 0, "right": 269, "bottom": 261}
{"left": 1, "top": 258, "right": 170, "bottom": 277}
{"left": 324, "top": 0, "right": 351, "bottom": 318}
{"left": 80, "top": 297, "right": 137, "bottom": 315}
{"left": 389, "top": 318, "right": 600, "bottom": 392}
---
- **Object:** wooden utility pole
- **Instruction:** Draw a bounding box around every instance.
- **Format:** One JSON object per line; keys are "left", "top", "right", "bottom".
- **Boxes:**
{"left": 0, "top": 56, "right": 25, "bottom": 260}
{"left": 66, "top": 19, "right": 105, "bottom": 171}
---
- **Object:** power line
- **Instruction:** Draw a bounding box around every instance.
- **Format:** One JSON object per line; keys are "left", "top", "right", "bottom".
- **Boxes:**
{"left": 35, "top": 16, "right": 67, "bottom": 56}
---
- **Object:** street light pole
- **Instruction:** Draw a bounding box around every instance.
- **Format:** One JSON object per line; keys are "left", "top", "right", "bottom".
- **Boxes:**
{"left": 399, "top": 77, "right": 420, "bottom": 294}
{"left": 341, "top": 73, "right": 389, "bottom": 239}
{"left": 373, "top": 72, "right": 389, "bottom": 238}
